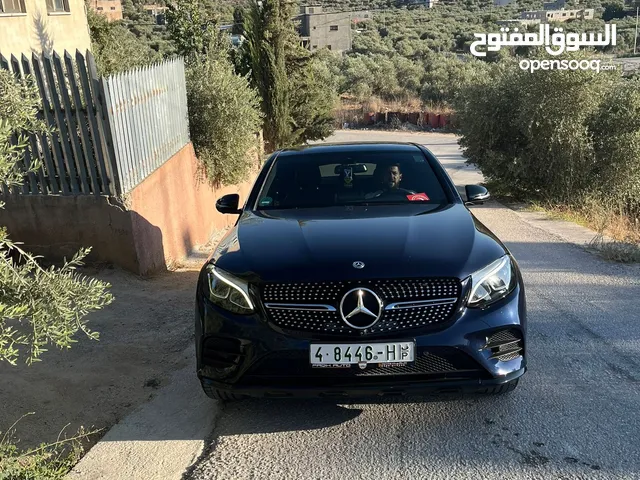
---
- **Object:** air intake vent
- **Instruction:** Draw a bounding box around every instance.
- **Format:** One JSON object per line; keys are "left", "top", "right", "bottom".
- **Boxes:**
{"left": 202, "top": 337, "right": 244, "bottom": 368}
{"left": 485, "top": 329, "right": 523, "bottom": 361}
{"left": 243, "top": 347, "right": 486, "bottom": 384}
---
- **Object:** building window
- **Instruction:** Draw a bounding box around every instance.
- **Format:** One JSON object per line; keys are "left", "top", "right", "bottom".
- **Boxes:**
{"left": 97, "top": 6, "right": 102, "bottom": 9}
{"left": 327, "top": 45, "right": 332, "bottom": 50}
{"left": 46, "top": 0, "right": 69, "bottom": 12}
{"left": 0, "top": 0, "right": 26, "bottom": 13}
{"left": 330, "top": 25, "right": 338, "bottom": 31}
{"left": 110, "top": 6, "right": 115, "bottom": 9}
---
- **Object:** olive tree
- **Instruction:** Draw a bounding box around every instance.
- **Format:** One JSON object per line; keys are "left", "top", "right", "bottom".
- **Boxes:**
{"left": 185, "top": 44, "right": 263, "bottom": 187}
{"left": 0, "top": 70, "right": 114, "bottom": 366}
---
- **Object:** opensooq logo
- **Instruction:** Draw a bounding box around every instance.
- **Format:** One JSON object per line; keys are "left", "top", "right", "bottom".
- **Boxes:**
{"left": 470, "top": 24, "right": 616, "bottom": 57}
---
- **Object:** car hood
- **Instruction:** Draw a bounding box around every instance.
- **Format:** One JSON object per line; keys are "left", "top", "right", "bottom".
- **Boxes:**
{"left": 210, "top": 204, "right": 507, "bottom": 283}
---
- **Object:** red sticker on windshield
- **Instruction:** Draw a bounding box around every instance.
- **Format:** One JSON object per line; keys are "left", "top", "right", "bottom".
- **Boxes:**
{"left": 407, "top": 193, "right": 430, "bottom": 201}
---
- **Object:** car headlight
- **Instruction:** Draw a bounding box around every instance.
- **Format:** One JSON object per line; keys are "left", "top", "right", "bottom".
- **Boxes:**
{"left": 467, "top": 255, "right": 516, "bottom": 308}
{"left": 205, "top": 264, "right": 254, "bottom": 314}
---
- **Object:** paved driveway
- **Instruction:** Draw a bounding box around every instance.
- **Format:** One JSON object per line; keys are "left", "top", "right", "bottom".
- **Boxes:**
{"left": 186, "top": 131, "right": 640, "bottom": 480}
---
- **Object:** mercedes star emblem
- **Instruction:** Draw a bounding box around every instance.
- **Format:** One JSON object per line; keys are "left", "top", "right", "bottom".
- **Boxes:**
{"left": 352, "top": 261, "right": 365, "bottom": 269}
{"left": 339, "top": 288, "right": 383, "bottom": 330}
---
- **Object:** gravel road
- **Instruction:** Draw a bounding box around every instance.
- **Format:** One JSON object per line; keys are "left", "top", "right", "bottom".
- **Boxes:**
{"left": 187, "top": 131, "right": 640, "bottom": 480}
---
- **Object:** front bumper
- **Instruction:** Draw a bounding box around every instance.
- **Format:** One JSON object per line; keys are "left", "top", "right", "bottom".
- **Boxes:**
{"left": 200, "top": 368, "right": 525, "bottom": 399}
{"left": 195, "top": 283, "right": 527, "bottom": 399}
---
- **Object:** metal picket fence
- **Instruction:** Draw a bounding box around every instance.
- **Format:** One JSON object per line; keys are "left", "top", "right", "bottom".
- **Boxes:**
{"left": 0, "top": 50, "right": 190, "bottom": 197}
{"left": 103, "top": 58, "right": 190, "bottom": 194}
{"left": 1, "top": 50, "right": 118, "bottom": 196}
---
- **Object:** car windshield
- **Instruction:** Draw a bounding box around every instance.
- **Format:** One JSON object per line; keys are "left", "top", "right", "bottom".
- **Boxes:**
{"left": 255, "top": 150, "right": 450, "bottom": 210}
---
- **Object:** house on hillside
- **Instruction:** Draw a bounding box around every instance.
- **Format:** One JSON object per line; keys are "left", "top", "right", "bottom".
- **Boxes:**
{"left": 89, "top": 0, "right": 123, "bottom": 21}
{"left": 520, "top": 7, "right": 595, "bottom": 22}
{"left": 296, "top": 6, "right": 371, "bottom": 53}
{"left": 0, "top": 0, "right": 91, "bottom": 57}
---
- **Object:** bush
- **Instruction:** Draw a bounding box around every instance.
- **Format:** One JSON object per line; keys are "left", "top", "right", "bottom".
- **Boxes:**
{"left": 87, "top": 4, "right": 161, "bottom": 75}
{"left": 454, "top": 51, "right": 640, "bottom": 230}
{"left": 421, "top": 54, "right": 490, "bottom": 105}
{"left": 588, "top": 77, "right": 640, "bottom": 217}
{"left": 602, "top": 0, "right": 625, "bottom": 20}
{"left": 185, "top": 47, "right": 263, "bottom": 187}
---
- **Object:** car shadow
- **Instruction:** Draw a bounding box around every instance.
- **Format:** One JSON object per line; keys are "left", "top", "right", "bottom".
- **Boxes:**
{"left": 213, "top": 392, "right": 498, "bottom": 436}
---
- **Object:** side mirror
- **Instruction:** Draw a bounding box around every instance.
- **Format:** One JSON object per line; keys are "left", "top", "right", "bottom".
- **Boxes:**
{"left": 465, "top": 185, "right": 490, "bottom": 205}
{"left": 216, "top": 193, "right": 242, "bottom": 214}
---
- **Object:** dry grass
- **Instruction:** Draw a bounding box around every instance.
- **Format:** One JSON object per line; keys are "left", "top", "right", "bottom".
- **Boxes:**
{"left": 360, "top": 96, "right": 422, "bottom": 113}
{"left": 529, "top": 203, "right": 640, "bottom": 244}
{"left": 588, "top": 234, "right": 640, "bottom": 263}
{"left": 334, "top": 97, "right": 456, "bottom": 130}
{"left": 0, "top": 414, "right": 102, "bottom": 480}
{"left": 337, "top": 96, "right": 453, "bottom": 115}
{"left": 527, "top": 202, "right": 640, "bottom": 263}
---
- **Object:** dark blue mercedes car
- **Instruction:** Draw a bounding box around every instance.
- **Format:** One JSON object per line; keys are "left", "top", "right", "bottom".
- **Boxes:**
{"left": 194, "top": 142, "right": 527, "bottom": 400}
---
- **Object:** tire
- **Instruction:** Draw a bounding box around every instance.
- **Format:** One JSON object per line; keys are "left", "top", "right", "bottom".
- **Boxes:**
{"left": 480, "top": 378, "right": 519, "bottom": 395}
{"left": 201, "top": 381, "right": 245, "bottom": 401}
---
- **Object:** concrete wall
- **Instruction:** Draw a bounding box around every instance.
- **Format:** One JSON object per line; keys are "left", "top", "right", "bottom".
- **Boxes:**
{"left": 0, "top": 142, "right": 259, "bottom": 276}
{"left": 310, "top": 13, "right": 352, "bottom": 52}
{"left": 0, "top": 0, "right": 91, "bottom": 58}
{"left": 0, "top": 194, "right": 139, "bottom": 272}
{"left": 128, "top": 143, "right": 258, "bottom": 275}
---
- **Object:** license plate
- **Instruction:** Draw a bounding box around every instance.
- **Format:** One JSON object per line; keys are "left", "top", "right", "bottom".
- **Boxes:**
{"left": 310, "top": 342, "right": 415, "bottom": 366}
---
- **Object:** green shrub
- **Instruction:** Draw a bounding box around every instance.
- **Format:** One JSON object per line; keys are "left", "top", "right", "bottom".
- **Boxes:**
{"left": 185, "top": 47, "right": 263, "bottom": 187}
{"left": 454, "top": 51, "right": 640, "bottom": 224}
{"left": 588, "top": 77, "right": 640, "bottom": 217}
{"left": 87, "top": 4, "right": 161, "bottom": 76}
{"left": 421, "top": 54, "right": 490, "bottom": 105}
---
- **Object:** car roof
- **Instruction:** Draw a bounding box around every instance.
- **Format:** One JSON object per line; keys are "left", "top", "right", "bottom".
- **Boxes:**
{"left": 275, "top": 142, "right": 423, "bottom": 157}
